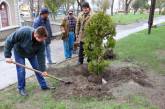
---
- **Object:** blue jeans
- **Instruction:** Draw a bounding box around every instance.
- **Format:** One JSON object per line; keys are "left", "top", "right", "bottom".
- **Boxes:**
{"left": 63, "top": 32, "right": 75, "bottom": 59}
{"left": 45, "top": 44, "right": 52, "bottom": 63}
{"left": 14, "top": 51, "right": 48, "bottom": 90}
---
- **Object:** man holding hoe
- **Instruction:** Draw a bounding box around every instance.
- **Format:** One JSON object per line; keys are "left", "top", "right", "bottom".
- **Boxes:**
{"left": 4, "top": 26, "right": 50, "bottom": 96}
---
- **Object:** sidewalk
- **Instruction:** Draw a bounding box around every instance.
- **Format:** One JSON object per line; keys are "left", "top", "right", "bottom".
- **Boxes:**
{"left": 115, "top": 16, "right": 165, "bottom": 40}
{"left": 0, "top": 16, "right": 165, "bottom": 90}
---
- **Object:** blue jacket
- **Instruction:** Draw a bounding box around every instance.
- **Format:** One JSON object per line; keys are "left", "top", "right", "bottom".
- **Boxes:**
{"left": 32, "top": 16, "right": 52, "bottom": 45}
{"left": 4, "top": 26, "right": 46, "bottom": 72}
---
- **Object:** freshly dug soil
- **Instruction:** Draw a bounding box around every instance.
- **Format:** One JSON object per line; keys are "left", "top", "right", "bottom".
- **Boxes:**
{"left": 46, "top": 58, "right": 165, "bottom": 109}
{"left": 48, "top": 62, "right": 152, "bottom": 100}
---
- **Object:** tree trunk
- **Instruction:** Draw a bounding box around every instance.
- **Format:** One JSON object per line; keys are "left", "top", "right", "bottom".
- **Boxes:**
{"left": 77, "top": 0, "right": 85, "bottom": 10}
{"left": 111, "top": 0, "right": 114, "bottom": 16}
{"left": 66, "top": 0, "right": 70, "bottom": 15}
{"left": 76, "top": 0, "right": 85, "bottom": 15}
{"left": 125, "top": 4, "right": 129, "bottom": 14}
{"left": 125, "top": 0, "right": 132, "bottom": 14}
{"left": 36, "top": 0, "right": 43, "bottom": 16}
{"left": 71, "top": 0, "right": 75, "bottom": 13}
{"left": 133, "top": 10, "right": 136, "bottom": 15}
{"left": 159, "top": 8, "right": 161, "bottom": 15}
{"left": 76, "top": 0, "right": 81, "bottom": 15}
{"left": 29, "top": 0, "right": 34, "bottom": 20}
{"left": 148, "top": 0, "right": 156, "bottom": 34}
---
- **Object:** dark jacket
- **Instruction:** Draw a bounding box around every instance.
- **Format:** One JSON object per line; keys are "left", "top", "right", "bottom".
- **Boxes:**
{"left": 32, "top": 16, "right": 52, "bottom": 45}
{"left": 4, "top": 26, "right": 46, "bottom": 72}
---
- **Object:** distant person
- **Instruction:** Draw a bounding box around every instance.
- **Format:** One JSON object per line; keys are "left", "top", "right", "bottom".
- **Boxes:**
{"left": 33, "top": 7, "right": 54, "bottom": 64}
{"left": 4, "top": 26, "right": 50, "bottom": 96}
{"left": 60, "top": 9, "right": 77, "bottom": 59}
{"left": 32, "top": 10, "right": 36, "bottom": 17}
{"left": 76, "top": 2, "right": 92, "bottom": 64}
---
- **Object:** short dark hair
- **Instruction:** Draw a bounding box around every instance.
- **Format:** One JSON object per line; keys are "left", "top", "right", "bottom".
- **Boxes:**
{"left": 35, "top": 26, "right": 48, "bottom": 38}
{"left": 81, "top": 1, "right": 90, "bottom": 8}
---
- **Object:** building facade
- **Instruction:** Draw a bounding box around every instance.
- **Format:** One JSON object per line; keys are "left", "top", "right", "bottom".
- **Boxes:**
{"left": 0, "top": 0, "right": 20, "bottom": 29}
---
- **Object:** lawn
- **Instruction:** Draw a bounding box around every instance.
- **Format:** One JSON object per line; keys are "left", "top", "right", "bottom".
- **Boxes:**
{"left": 0, "top": 81, "right": 158, "bottom": 109}
{"left": 1, "top": 26, "right": 165, "bottom": 109}
{"left": 114, "top": 26, "right": 165, "bottom": 74}
{"left": 112, "top": 12, "right": 161, "bottom": 25}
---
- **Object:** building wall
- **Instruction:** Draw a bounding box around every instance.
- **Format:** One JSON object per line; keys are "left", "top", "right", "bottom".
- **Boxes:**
{"left": 0, "top": 0, "right": 20, "bottom": 29}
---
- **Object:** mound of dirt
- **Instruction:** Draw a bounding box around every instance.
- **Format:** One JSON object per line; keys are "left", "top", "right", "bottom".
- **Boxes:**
{"left": 48, "top": 62, "right": 152, "bottom": 100}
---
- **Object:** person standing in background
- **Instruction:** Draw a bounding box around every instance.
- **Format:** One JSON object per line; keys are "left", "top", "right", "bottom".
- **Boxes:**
{"left": 33, "top": 7, "right": 54, "bottom": 64}
{"left": 60, "top": 9, "right": 77, "bottom": 59}
{"left": 75, "top": 2, "right": 92, "bottom": 64}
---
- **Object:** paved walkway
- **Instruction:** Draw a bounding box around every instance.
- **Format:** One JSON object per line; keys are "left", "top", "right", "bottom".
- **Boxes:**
{"left": 0, "top": 16, "right": 165, "bottom": 90}
{"left": 115, "top": 16, "right": 165, "bottom": 40}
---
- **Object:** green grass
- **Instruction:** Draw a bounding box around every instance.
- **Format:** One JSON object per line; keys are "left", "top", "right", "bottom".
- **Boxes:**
{"left": 114, "top": 25, "right": 165, "bottom": 74}
{"left": 112, "top": 12, "right": 161, "bottom": 25}
{"left": 0, "top": 79, "right": 158, "bottom": 109}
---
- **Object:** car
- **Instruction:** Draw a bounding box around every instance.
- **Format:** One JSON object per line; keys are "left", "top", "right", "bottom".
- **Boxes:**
{"left": 20, "top": 11, "right": 31, "bottom": 18}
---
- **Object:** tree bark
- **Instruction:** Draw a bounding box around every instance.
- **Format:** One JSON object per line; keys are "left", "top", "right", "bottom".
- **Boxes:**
{"left": 111, "top": 0, "right": 114, "bottom": 16}
{"left": 76, "top": 0, "right": 85, "bottom": 15}
{"left": 148, "top": 0, "right": 156, "bottom": 34}
{"left": 66, "top": 0, "right": 70, "bottom": 15}
{"left": 125, "top": 4, "right": 129, "bottom": 14}
{"left": 36, "top": 0, "right": 43, "bottom": 16}
{"left": 29, "top": 0, "right": 34, "bottom": 19}
{"left": 159, "top": 7, "right": 162, "bottom": 15}
{"left": 125, "top": 0, "right": 133, "bottom": 14}
{"left": 77, "top": 0, "right": 85, "bottom": 10}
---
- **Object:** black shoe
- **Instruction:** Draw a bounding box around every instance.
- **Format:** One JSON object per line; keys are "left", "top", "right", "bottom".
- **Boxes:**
{"left": 41, "top": 87, "right": 50, "bottom": 90}
{"left": 77, "top": 61, "right": 83, "bottom": 65}
{"left": 41, "top": 86, "right": 55, "bottom": 90}
{"left": 19, "top": 89, "right": 28, "bottom": 96}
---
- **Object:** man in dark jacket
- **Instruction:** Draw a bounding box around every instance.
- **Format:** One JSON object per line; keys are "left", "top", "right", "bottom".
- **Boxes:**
{"left": 4, "top": 26, "right": 50, "bottom": 96}
{"left": 32, "top": 7, "right": 54, "bottom": 64}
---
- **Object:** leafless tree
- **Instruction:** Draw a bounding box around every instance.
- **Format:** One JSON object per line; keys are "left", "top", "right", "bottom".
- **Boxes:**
{"left": 76, "top": 0, "right": 85, "bottom": 14}
{"left": 28, "top": 0, "right": 34, "bottom": 19}
{"left": 124, "top": 0, "right": 133, "bottom": 14}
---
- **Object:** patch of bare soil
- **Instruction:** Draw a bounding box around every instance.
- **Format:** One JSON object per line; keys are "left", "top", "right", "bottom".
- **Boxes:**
{"left": 156, "top": 49, "right": 165, "bottom": 58}
{"left": 48, "top": 61, "right": 151, "bottom": 98}
{"left": 47, "top": 59, "right": 165, "bottom": 109}
{"left": 143, "top": 72, "right": 165, "bottom": 109}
